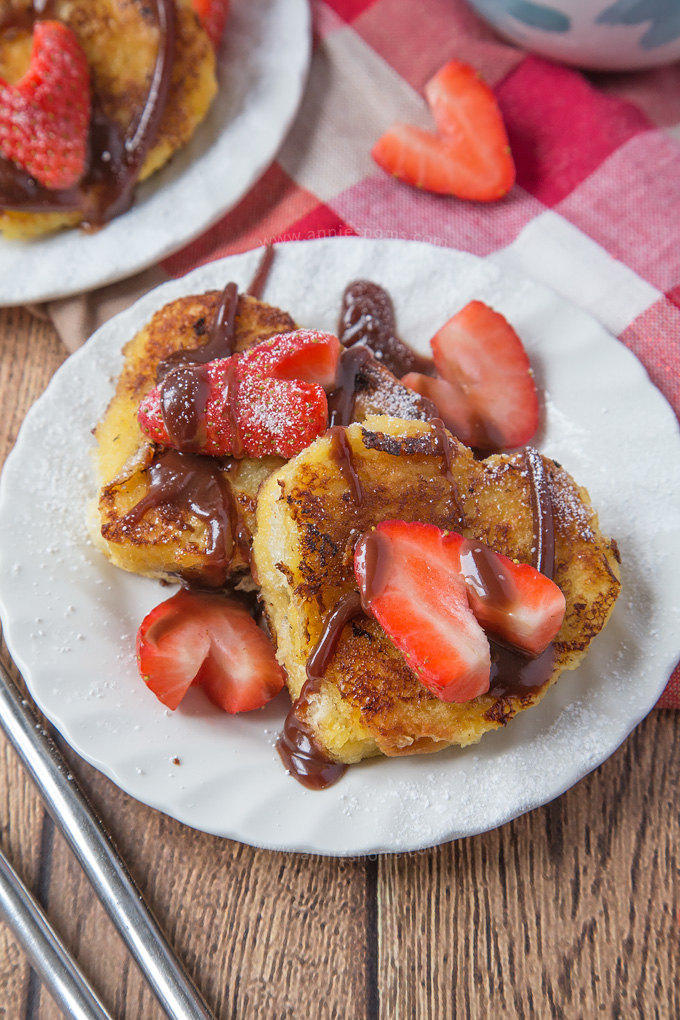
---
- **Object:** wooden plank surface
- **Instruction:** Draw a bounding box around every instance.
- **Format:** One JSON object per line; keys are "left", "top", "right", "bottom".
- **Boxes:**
{"left": 0, "top": 308, "right": 678, "bottom": 1020}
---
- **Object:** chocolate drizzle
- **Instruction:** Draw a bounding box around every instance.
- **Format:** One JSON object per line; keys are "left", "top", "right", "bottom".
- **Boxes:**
{"left": 119, "top": 448, "right": 242, "bottom": 588}
{"left": 524, "top": 445, "right": 555, "bottom": 576}
{"left": 277, "top": 591, "right": 363, "bottom": 789}
{"left": 246, "top": 245, "right": 275, "bottom": 300}
{"left": 486, "top": 449, "right": 557, "bottom": 698}
{"left": 327, "top": 345, "right": 374, "bottom": 427}
{"left": 0, "top": 0, "right": 176, "bottom": 226}
{"left": 327, "top": 426, "right": 363, "bottom": 506}
{"left": 156, "top": 281, "right": 239, "bottom": 381}
{"left": 338, "top": 281, "right": 435, "bottom": 378}
{"left": 159, "top": 363, "right": 211, "bottom": 452}
{"left": 428, "top": 417, "right": 465, "bottom": 527}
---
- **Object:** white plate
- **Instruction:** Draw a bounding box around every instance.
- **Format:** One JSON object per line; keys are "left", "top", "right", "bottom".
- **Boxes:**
{"left": 1, "top": 238, "right": 679, "bottom": 856}
{"left": 0, "top": 0, "right": 310, "bottom": 306}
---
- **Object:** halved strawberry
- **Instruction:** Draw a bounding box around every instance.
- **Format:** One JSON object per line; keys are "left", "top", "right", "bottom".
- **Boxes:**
{"left": 137, "top": 330, "right": 340, "bottom": 459}
{"left": 136, "top": 589, "right": 285, "bottom": 713}
{"left": 354, "top": 521, "right": 491, "bottom": 703}
{"left": 404, "top": 300, "right": 538, "bottom": 450}
{"left": 238, "top": 329, "right": 340, "bottom": 391}
{"left": 192, "top": 0, "right": 230, "bottom": 50}
{"left": 0, "top": 21, "right": 91, "bottom": 190}
{"left": 458, "top": 538, "right": 565, "bottom": 657}
{"left": 371, "top": 59, "right": 514, "bottom": 202}
{"left": 401, "top": 372, "right": 477, "bottom": 448}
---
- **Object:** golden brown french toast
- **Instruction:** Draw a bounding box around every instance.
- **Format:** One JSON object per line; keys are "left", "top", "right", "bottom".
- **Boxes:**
{"left": 251, "top": 415, "right": 622, "bottom": 765}
{"left": 91, "top": 290, "right": 296, "bottom": 586}
{"left": 92, "top": 289, "right": 435, "bottom": 588}
{"left": 0, "top": 0, "right": 217, "bottom": 239}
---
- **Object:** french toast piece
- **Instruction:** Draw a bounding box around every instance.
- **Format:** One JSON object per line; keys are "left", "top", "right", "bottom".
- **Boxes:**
{"left": 351, "top": 356, "right": 434, "bottom": 422}
{"left": 0, "top": 0, "right": 217, "bottom": 239}
{"left": 92, "top": 291, "right": 296, "bottom": 585}
{"left": 92, "top": 288, "right": 436, "bottom": 587}
{"left": 252, "top": 415, "right": 622, "bottom": 764}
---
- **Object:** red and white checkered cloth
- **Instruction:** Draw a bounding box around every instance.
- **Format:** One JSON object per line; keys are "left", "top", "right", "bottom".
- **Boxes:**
{"left": 56, "top": 0, "right": 680, "bottom": 704}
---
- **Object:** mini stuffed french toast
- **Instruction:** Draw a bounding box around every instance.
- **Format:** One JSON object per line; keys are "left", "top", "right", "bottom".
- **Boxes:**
{"left": 91, "top": 280, "right": 432, "bottom": 588}
{"left": 252, "top": 416, "right": 621, "bottom": 782}
{"left": 0, "top": 0, "right": 225, "bottom": 238}
{"left": 92, "top": 286, "right": 297, "bottom": 587}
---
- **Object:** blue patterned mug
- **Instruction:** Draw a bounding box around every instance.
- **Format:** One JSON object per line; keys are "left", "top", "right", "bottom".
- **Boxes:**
{"left": 466, "top": 0, "right": 680, "bottom": 70}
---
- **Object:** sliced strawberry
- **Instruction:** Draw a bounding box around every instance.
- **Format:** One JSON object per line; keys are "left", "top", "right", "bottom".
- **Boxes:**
{"left": 136, "top": 589, "right": 285, "bottom": 713}
{"left": 401, "top": 372, "right": 477, "bottom": 448}
{"left": 354, "top": 521, "right": 491, "bottom": 703}
{"left": 459, "top": 539, "right": 566, "bottom": 657}
{"left": 371, "top": 59, "right": 514, "bottom": 202}
{"left": 407, "top": 300, "right": 539, "bottom": 451}
{"left": 192, "top": 0, "right": 230, "bottom": 50}
{"left": 238, "top": 329, "right": 340, "bottom": 391}
{"left": 0, "top": 21, "right": 91, "bottom": 190}
{"left": 137, "top": 330, "right": 339, "bottom": 459}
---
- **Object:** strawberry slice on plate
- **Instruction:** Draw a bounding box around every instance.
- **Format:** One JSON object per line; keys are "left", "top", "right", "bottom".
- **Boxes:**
{"left": 371, "top": 59, "right": 514, "bottom": 202}
{"left": 137, "top": 589, "right": 285, "bottom": 713}
{"left": 192, "top": 0, "right": 230, "bottom": 50}
{"left": 354, "top": 521, "right": 491, "bottom": 703}
{"left": 0, "top": 21, "right": 91, "bottom": 190}
{"left": 403, "top": 300, "right": 539, "bottom": 450}
{"left": 458, "top": 539, "right": 566, "bottom": 657}
{"left": 137, "top": 330, "right": 340, "bottom": 459}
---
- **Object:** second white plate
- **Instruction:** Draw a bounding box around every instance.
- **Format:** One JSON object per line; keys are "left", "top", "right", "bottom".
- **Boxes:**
{"left": 1, "top": 237, "right": 679, "bottom": 855}
{"left": 0, "top": 0, "right": 310, "bottom": 306}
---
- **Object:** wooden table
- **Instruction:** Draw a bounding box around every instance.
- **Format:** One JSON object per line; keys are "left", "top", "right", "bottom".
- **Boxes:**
{"left": 1, "top": 306, "right": 678, "bottom": 1020}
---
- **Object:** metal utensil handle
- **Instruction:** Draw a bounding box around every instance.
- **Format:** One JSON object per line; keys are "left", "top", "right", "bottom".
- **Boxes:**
{"left": 0, "top": 847, "right": 115, "bottom": 1020}
{"left": 0, "top": 657, "right": 215, "bottom": 1020}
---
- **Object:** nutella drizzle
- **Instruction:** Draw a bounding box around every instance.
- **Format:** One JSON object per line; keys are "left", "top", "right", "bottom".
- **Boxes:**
{"left": 326, "top": 344, "right": 374, "bottom": 427}
{"left": 338, "top": 280, "right": 435, "bottom": 378}
{"left": 119, "top": 448, "right": 242, "bottom": 588}
{"left": 0, "top": 0, "right": 176, "bottom": 226}
{"left": 523, "top": 445, "right": 555, "bottom": 576}
{"left": 159, "top": 363, "right": 211, "bottom": 452}
{"left": 428, "top": 417, "right": 465, "bottom": 526}
{"left": 486, "top": 449, "right": 557, "bottom": 698}
{"left": 156, "top": 281, "right": 239, "bottom": 382}
{"left": 306, "top": 591, "right": 364, "bottom": 683}
{"left": 246, "top": 245, "right": 275, "bottom": 300}
{"left": 327, "top": 426, "right": 363, "bottom": 505}
{"left": 277, "top": 591, "right": 362, "bottom": 789}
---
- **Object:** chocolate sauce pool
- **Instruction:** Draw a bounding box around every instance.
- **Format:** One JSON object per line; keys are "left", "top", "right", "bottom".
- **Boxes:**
{"left": 0, "top": 0, "right": 176, "bottom": 225}
{"left": 338, "top": 280, "right": 435, "bottom": 378}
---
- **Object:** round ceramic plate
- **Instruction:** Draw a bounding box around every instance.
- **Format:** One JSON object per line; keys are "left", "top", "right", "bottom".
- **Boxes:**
{"left": 0, "top": 0, "right": 310, "bottom": 306}
{"left": 1, "top": 238, "right": 679, "bottom": 856}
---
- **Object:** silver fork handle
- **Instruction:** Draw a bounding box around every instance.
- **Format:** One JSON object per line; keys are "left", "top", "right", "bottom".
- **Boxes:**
{"left": 0, "top": 846, "right": 115, "bottom": 1020}
{"left": 0, "top": 655, "right": 215, "bottom": 1020}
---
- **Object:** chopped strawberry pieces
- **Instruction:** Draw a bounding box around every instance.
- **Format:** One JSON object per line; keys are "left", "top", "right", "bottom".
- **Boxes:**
{"left": 354, "top": 521, "right": 491, "bottom": 703}
{"left": 192, "top": 0, "right": 230, "bottom": 50}
{"left": 404, "top": 300, "right": 539, "bottom": 450}
{"left": 354, "top": 521, "right": 566, "bottom": 702}
{"left": 458, "top": 539, "right": 565, "bottom": 657}
{"left": 0, "top": 21, "right": 91, "bottom": 190}
{"left": 137, "top": 330, "right": 340, "bottom": 459}
{"left": 371, "top": 59, "right": 514, "bottom": 202}
{"left": 136, "top": 589, "right": 285, "bottom": 713}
